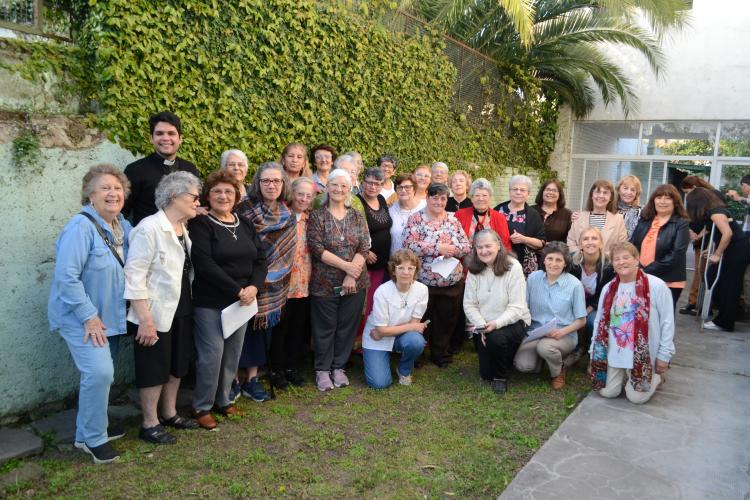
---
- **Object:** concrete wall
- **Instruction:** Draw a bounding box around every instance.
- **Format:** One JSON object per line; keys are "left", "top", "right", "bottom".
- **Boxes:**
{"left": 586, "top": 0, "right": 750, "bottom": 121}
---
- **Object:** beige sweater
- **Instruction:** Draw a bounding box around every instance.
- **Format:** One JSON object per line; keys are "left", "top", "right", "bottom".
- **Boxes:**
{"left": 463, "top": 258, "right": 531, "bottom": 329}
{"left": 567, "top": 211, "right": 628, "bottom": 255}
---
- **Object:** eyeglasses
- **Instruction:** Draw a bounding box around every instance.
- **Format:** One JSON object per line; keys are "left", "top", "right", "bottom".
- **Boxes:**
{"left": 314, "top": 155, "right": 332, "bottom": 162}
{"left": 511, "top": 187, "right": 529, "bottom": 193}
{"left": 395, "top": 265, "right": 416, "bottom": 272}
{"left": 181, "top": 193, "right": 200, "bottom": 202}
{"left": 225, "top": 162, "right": 247, "bottom": 168}
{"left": 544, "top": 188, "right": 559, "bottom": 193}
{"left": 364, "top": 180, "right": 383, "bottom": 187}
{"left": 396, "top": 185, "right": 414, "bottom": 191}
{"left": 414, "top": 173, "right": 431, "bottom": 179}
{"left": 295, "top": 192, "right": 314, "bottom": 200}
{"left": 210, "top": 188, "right": 235, "bottom": 195}
{"left": 260, "top": 178, "right": 283, "bottom": 186}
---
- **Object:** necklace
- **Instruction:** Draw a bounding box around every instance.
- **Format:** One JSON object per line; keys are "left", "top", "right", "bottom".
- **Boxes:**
{"left": 208, "top": 212, "right": 239, "bottom": 240}
{"left": 330, "top": 211, "right": 346, "bottom": 241}
{"left": 397, "top": 285, "right": 411, "bottom": 309}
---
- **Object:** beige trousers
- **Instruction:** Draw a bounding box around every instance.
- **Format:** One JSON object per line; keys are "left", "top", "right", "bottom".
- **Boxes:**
{"left": 598, "top": 366, "right": 662, "bottom": 404}
{"left": 514, "top": 336, "right": 576, "bottom": 378}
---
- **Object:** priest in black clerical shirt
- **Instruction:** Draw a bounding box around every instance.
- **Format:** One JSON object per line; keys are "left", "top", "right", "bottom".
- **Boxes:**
{"left": 123, "top": 111, "right": 200, "bottom": 226}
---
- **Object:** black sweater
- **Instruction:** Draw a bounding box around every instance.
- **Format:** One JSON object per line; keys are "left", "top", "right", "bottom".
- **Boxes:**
{"left": 630, "top": 214, "right": 690, "bottom": 283}
{"left": 188, "top": 214, "right": 268, "bottom": 309}
{"left": 124, "top": 153, "right": 200, "bottom": 226}
{"left": 570, "top": 260, "right": 616, "bottom": 310}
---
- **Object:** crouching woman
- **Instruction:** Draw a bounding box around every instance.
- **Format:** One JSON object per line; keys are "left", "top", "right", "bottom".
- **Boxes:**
{"left": 590, "top": 242, "right": 675, "bottom": 404}
{"left": 362, "top": 249, "right": 429, "bottom": 388}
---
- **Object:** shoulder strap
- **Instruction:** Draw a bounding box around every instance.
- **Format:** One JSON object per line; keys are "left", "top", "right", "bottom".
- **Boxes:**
{"left": 79, "top": 212, "right": 125, "bottom": 267}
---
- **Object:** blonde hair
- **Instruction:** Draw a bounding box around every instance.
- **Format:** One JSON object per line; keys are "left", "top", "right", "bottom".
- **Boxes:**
{"left": 610, "top": 241, "right": 640, "bottom": 260}
{"left": 615, "top": 175, "right": 643, "bottom": 207}
{"left": 572, "top": 227, "right": 610, "bottom": 273}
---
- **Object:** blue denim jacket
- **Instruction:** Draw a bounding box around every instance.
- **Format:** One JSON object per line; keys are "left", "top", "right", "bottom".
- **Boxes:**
{"left": 48, "top": 204, "right": 132, "bottom": 335}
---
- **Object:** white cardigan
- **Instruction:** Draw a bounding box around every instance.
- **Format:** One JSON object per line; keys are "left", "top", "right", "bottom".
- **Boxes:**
{"left": 590, "top": 274, "right": 676, "bottom": 365}
{"left": 124, "top": 210, "right": 192, "bottom": 332}
{"left": 463, "top": 258, "right": 531, "bottom": 329}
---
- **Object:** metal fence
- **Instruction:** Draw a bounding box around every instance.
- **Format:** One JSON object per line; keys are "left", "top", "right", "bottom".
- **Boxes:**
{"left": 381, "top": 9, "right": 503, "bottom": 122}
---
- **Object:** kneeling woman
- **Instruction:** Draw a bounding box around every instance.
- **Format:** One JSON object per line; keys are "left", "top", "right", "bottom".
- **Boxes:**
{"left": 463, "top": 230, "right": 530, "bottom": 394}
{"left": 590, "top": 242, "right": 675, "bottom": 404}
{"left": 362, "top": 249, "right": 429, "bottom": 388}
{"left": 514, "top": 242, "right": 587, "bottom": 389}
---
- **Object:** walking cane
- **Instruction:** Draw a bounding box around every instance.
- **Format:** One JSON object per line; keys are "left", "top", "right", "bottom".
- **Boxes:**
{"left": 700, "top": 224, "right": 724, "bottom": 331}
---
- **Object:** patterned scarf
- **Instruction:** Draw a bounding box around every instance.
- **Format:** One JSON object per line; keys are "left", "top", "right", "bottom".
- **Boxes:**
{"left": 591, "top": 268, "right": 653, "bottom": 392}
{"left": 236, "top": 198, "right": 297, "bottom": 329}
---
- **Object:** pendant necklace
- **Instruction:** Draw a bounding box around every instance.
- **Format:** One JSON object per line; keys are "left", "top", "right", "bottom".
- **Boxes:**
{"left": 208, "top": 212, "right": 239, "bottom": 240}
{"left": 397, "top": 286, "right": 411, "bottom": 309}
{"left": 331, "top": 212, "right": 346, "bottom": 241}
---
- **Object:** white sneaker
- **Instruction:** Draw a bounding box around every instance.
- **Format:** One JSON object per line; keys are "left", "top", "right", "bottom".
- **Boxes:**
{"left": 397, "top": 372, "right": 413, "bottom": 386}
{"left": 703, "top": 320, "right": 724, "bottom": 331}
{"left": 331, "top": 369, "right": 349, "bottom": 388}
{"left": 316, "top": 370, "right": 334, "bottom": 391}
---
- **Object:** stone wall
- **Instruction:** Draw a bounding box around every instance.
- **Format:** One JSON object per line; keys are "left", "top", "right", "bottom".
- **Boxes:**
{"left": 0, "top": 45, "right": 137, "bottom": 420}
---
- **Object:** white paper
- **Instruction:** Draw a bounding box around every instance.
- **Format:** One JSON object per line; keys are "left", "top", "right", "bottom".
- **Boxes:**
{"left": 361, "top": 333, "right": 395, "bottom": 352}
{"left": 522, "top": 318, "right": 558, "bottom": 344}
{"left": 431, "top": 256, "right": 459, "bottom": 278}
{"left": 221, "top": 300, "right": 258, "bottom": 339}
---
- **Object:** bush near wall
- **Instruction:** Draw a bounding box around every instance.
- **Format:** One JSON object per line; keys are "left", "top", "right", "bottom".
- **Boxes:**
{"left": 64, "top": 0, "right": 556, "bottom": 178}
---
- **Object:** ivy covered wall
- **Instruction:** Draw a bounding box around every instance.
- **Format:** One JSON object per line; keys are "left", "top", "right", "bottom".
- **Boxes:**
{"left": 72, "top": 0, "right": 557, "bottom": 178}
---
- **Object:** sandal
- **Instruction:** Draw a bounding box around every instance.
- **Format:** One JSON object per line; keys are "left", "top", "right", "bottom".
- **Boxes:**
{"left": 139, "top": 424, "right": 176, "bottom": 445}
{"left": 161, "top": 414, "right": 199, "bottom": 430}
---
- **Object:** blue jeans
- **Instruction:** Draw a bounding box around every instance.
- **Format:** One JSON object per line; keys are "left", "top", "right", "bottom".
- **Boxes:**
{"left": 59, "top": 327, "right": 121, "bottom": 448}
{"left": 581, "top": 309, "right": 597, "bottom": 349}
{"left": 362, "top": 331, "right": 425, "bottom": 389}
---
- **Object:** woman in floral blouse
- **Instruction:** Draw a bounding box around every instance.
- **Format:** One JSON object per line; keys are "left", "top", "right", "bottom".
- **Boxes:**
{"left": 307, "top": 169, "right": 370, "bottom": 391}
{"left": 403, "top": 183, "right": 470, "bottom": 367}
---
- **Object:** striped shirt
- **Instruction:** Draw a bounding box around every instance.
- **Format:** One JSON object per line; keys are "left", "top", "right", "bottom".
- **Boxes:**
{"left": 588, "top": 212, "right": 607, "bottom": 232}
{"left": 526, "top": 270, "right": 587, "bottom": 344}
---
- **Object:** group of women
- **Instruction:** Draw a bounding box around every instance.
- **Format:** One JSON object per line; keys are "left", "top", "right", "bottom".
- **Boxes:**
{"left": 48, "top": 145, "right": 746, "bottom": 464}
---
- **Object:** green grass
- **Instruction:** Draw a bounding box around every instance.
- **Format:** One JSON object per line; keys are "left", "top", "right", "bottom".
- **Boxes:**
{"left": 2, "top": 348, "right": 590, "bottom": 498}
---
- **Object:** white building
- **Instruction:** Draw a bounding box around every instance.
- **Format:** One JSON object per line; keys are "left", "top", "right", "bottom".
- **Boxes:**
{"left": 550, "top": 0, "right": 750, "bottom": 210}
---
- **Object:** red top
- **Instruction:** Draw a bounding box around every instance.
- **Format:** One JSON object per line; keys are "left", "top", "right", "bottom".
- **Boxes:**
{"left": 455, "top": 207, "right": 512, "bottom": 251}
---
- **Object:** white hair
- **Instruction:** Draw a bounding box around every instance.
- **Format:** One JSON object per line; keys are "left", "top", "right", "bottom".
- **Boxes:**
{"left": 322, "top": 168, "right": 353, "bottom": 207}
{"left": 431, "top": 161, "right": 449, "bottom": 173}
{"left": 334, "top": 154, "right": 357, "bottom": 171}
{"left": 220, "top": 149, "right": 248, "bottom": 169}
{"left": 509, "top": 174, "right": 533, "bottom": 192}
{"left": 154, "top": 171, "right": 202, "bottom": 210}
{"left": 469, "top": 178, "right": 494, "bottom": 198}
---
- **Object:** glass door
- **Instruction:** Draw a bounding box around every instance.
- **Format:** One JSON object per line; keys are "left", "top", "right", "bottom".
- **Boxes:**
{"left": 716, "top": 161, "right": 750, "bottom": 222}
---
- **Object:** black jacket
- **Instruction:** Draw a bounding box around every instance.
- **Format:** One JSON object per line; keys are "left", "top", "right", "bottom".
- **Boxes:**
{"left": 630, "top": 214, "right": 690, "bottom": 283}
{"left": 570, "top": 260, "right": 615, "bottom": 310}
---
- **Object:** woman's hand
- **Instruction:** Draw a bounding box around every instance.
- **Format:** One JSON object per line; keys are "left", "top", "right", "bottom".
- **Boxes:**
{"left": 195, "top": 206, "right": 209, "bottom": 216}
{"left": 546, "top": 329, "right": 567, "bottom": 340}
{"left": 239, "top": 285, "right": 258, "bottom": 306}
{"left": 370, "top": 330, "right": 383, "bottom": 341}
{"left": 708, "top": 252, "right": 722, "bottom": 264}
{"left": 437, "top": 243, "right": 456, "bottom": 257}
{"left": 510, "top": 230, "right": 526, "bottom": 245}
{"left": 366, "top": 251, "right": 378, "bottom": 265}
{"left": 483, "top": 320, "right": 497, "bottom": 333}
{"left": 135, "top": 320, "right": 158, "bottom": 347}
{"left": 412, "top": 321, "right": 429, "bottom": 334}
{"left": 83, "top": 316, "right": 108, "bottom": 348}
{"left": 342, "top": 275, "right": 357, "bottom": 295}
{"left": 655, "top": 359, "right": 669, "bottom": 375}
{"left": 571, "top": 211, "right": 580, "bottom": 221}
{"left": 342, "top": 261, "right": 362, "bottom": 279}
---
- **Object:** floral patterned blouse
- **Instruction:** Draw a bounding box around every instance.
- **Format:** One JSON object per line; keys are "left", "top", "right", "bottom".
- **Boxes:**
{"left": 288, "top": 212, "right": 312, "bottom": 299}
{"left": 307, "top": 206, "right": 371, "bottom": 297}
{"left": 403, "top": 209, "right": 471, "bottom": 287}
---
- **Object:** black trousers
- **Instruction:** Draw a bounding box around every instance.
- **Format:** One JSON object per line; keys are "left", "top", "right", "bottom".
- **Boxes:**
{"left": 707, "top": 242, "right": 750, "bottom": 331}
{"left": 473, "top": 319, "right": 528, "bottom": 380}
{"left": 270, "top": 297, "right": 311, "bottom": 373}
{"left": 423, "top": 281, "right": 464, "bottom": 365}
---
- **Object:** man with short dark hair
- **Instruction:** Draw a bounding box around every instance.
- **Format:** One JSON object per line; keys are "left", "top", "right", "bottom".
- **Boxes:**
{"left": 123, "top": 111, "right": 200, "bottom": 225}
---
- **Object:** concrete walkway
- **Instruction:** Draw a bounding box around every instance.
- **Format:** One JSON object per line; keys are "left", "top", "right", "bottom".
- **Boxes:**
{"left": 501, "top": 300, "right": 750, "bottom": 499}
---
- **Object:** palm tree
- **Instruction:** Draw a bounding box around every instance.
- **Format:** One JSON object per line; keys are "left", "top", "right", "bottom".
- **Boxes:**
{"left": 405, "top": 0, "right": 691, "bottom": 116}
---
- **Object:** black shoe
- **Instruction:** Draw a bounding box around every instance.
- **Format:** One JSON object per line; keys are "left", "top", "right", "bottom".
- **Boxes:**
{"left": 160, "top": 414, "right": 199, "bottom": 430}
{"left": 491, "top": 378, "right": 507, "bottom": 395}
{"left": 285, "top": 369, "right": 305, "bottom": 387}
{"left": 139, "top": 424, "right": 176, "bottom": 445}
{"left": 269, "top": 371, "right": 289, "bottom": 390}
{"left": 81, "top": 441, "right": 120, "bottom": 464}
{"left": 74, "top": 424, "right": 126, "bottom": 449}
{"left": 679, "top": 304, "right": 698, "bottom": 316}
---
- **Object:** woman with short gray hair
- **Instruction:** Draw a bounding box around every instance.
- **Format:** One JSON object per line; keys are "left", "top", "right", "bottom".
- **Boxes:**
{"left": 49, "top": 164, "right": 132, "bottom": 463}
{"left": 455, "top": 178, "right": 511, "bottom": 249}
{"left": 220, "top": 149, "right": 251, "bottom": 201}
{"left": 357, "top": 167, "right": 394, "bottom": 348}
{"left": 495, "top": 175, "right": 545, "bottom": 276}
{"left": 125, "top": 171, "right": 202, "bottom": 445}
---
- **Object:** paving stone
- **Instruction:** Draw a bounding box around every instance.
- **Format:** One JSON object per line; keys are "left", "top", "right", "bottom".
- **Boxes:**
{"left": 0, "top": 428, "right": 43, "bottom": 463}
{"left": 29, "top": 409, "right": 76, "bottom": 445}
{"left": 107, "top": 404, "right": 141, "bottom": 421}
{"left": 500, "top": 291, "right": 750, "bottom": 500}
{"left": 0, "top": 462, "right": 45, "bottom": 489}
